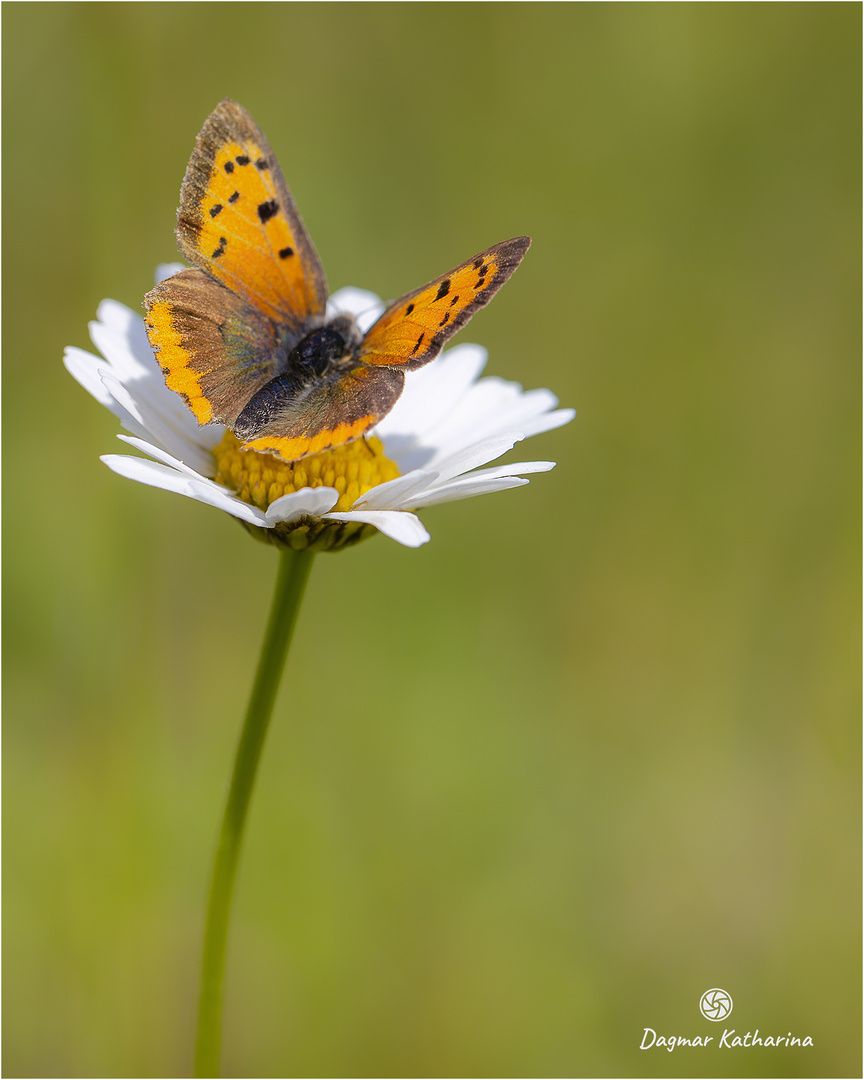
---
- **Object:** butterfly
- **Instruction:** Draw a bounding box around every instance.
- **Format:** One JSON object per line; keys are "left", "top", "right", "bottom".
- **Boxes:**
{"left": 144, "top": 100, "right": 531, "bottom": 463}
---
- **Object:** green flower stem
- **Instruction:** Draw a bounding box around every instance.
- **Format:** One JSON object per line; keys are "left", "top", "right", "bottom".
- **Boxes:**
{"left": 195, "top": 547, "right": 315, "bottom": 1078}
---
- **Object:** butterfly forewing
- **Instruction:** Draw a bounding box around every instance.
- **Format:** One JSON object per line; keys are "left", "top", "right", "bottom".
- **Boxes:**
{"left": 177, "top": 99, "right": 327, "bottom": 331}
{"left": 357, "top": 236, "right": 531, "bottom": 370}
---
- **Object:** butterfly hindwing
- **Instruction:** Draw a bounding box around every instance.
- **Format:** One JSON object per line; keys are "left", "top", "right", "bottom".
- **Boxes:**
{"left": 177, "top": 99, "right": 328, "bottom": 331}
{"left": 357, "top": 236, "right": 531, "bottom": 370}
{"left": 240, "top": 365, "right": 406, "bottom": 462}
{"left": 144, "top": 268, "right": 285, "bottom": 428}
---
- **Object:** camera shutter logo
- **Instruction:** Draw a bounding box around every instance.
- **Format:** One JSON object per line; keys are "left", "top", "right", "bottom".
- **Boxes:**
{"left": 699, "top": 988, "right": 733, "bottom": 1021}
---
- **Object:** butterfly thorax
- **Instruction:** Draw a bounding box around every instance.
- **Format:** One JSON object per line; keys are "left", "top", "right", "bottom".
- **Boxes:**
{"left": 288, "top": 314, "right": 362, "bottom": 376}
{"left": 291, "top": 327, "right": 349, "bottom": 377}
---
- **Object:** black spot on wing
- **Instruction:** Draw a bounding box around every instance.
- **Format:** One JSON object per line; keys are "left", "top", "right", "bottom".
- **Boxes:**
{"left": 439, "top": 312, "right": 450, "bottom": 327}
{"left": 235, "top": 154, "right": 250, "bottom": 166}
{"left": 258, "top": 199, "right": 279, "bottom": 223}
{"left": 434, "top": 278, "right": 451, "bottom": 301}
{"left": 228, "top": 191, "right": 240, "bottom": 204}
{"left": 211, "top": 236, "right": 227, "bottom": 259}
{"left": 209, "top": 204, "right": 223, "bottom": 218}
{"left": 405, "top": 303, "right": 414, "bottom": 316}
{"left": 224, "top": 161, "right": 235, "bottom": 174}
{"left": 279, "top": 247, "right": 294, "bottom": 259}
{"left": 255, "top": 158, "right": 268, "bottom": 170}
{"left": 449, "top": 294, "right": 460, "bottom": 307}
{"left": 410, "top": 332, "right": 425, "bottom": 356}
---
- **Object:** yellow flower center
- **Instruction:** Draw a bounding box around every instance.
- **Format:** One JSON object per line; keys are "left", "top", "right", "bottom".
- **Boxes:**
{"left": 213, "top": 431, "right": 400, "bottom": 514}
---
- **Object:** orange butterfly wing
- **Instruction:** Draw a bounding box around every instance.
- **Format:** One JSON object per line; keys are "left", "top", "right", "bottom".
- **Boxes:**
{"left": 357, "top": 236, "right": 531, "bottom": 369}
{"left": 176, "top": 99, "right": 327, "bottom": 330}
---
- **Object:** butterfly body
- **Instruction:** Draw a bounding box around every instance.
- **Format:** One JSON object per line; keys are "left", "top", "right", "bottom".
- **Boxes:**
{"left": 144, "top": 100, "right": 530, "bottom": 463}
{"left": 232, "top": 317, "right": 365, "bottom": 440}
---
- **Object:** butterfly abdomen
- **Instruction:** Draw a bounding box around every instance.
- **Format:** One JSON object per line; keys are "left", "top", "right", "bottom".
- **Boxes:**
{"left": 234, "top": 374, "right": 300, "bottom": 439}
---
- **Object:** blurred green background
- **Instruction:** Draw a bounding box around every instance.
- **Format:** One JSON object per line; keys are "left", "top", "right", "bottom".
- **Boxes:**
{"left": 3, "top": 3, "right": 860, "bottom": 1077}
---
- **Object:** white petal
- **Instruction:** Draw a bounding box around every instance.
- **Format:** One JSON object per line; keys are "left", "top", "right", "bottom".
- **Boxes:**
{"left": 377, "top": 344, "right": 488, "bottom": 441}
{"left": 156, "top": 263, "right": 186, "bottom": 283}
{"left": 401, "top": 475, "right": 529, "bottom": 509}
{"left": 90, "top": 300, "right": 155, "bottom": 380}
{"left": 517, "top": 407, "right": 577, "bottom": 438}
{"left": 324, "top": 509, "right": 430, "bottom": 547}
{"left": 115, "top": 435, "right": 215, "bottom": 481}
{"left": 66, "top": 346, "right": 169, "bottom": 452}
{"left": 453, "top": 459, "right": 556, "bottom": 481}
{"left": 184, "top": 480, "right": 271, "bottom": 525}
{"left": 428, "top": 432, "right": 524, "bottom": 484}
{"left": 100, "top": 454, "right": 269, "bottom": 525}
{"left": 402, "top": 461, "right": 558, "bottom": 510}
{"left": 418, "top": 380, "right": 549, "bottom": 457}
{"left": 101, "top": 453, "right": 194, "bottom": 495}
{"left": 351, "top": 470, "right": 438, "bottom": 510}
{"left": 99, "top": 370, "right": 220, "bottom": 476}
{"left": 265, "top": 487, "right": 339, "bottom": 524}
{"left": 327, "top": 287, "right": 384, "bottom": 332}
{"left": 64, "top": 345, "right": 130, "bottom": 412}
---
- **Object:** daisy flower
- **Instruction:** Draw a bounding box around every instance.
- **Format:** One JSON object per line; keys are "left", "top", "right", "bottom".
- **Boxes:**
{"left": 66, "top": 261, "right": 575, "bottom": 1077}
{"left": 64, "top": 267, "right": 573, "bottom": 550}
